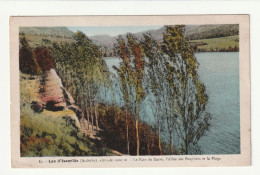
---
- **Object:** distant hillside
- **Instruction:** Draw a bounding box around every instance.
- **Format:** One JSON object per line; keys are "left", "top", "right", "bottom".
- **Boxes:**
{"left": 185, "top": 24, "right": 239, "bottom": 40}
{"left": 90, "top": 35, "right": 117, "bottom": 48}
{"left": 20, "top": 27, "right": 74, "bottom": 38}
{"left": 19, "top": 25, "right": 239, "bottom": 52}
{"left": 19, "top": 27, "right": 75, "bottom": 48}
{"left": 90, "top": 24, "right": 239, "bottom": 48}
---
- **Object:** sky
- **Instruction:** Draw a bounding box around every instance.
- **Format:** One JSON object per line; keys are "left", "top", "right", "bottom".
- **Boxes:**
{"left": 68, "top": 26, "right": 163, "bottom": 37}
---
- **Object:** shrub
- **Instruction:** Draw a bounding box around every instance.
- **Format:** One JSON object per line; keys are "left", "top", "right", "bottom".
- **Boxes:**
{"left": 34, "top": 47, "right": 55, "bottom": 72}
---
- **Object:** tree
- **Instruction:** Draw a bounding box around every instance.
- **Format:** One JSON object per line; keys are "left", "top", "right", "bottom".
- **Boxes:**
{"left": 34, "top": 47, "right": 55, "bottom": 72}
{"left": 114, "top": 34, "right": 146, "bottom": 155}
{"left": 127, "top": 34, "right": 145, "bottom": 155}
{"left": 142, "top": 33, "right": 164, "bottom": 155}
{"left": 113, "top": 36, "right": 132, "bottom": 154}
{"left": 51, "top": 31, "right": 110, "bottom": 133}
{"left": 162, "top": 25, "right": 211, "bottom": 154}
{"left": 19, "top": 36, "right": 42, "bottom": 75}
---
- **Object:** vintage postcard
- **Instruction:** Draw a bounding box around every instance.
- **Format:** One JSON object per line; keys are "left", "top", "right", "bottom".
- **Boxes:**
{"left": 10, "top": 15, "right": 250, "bottom": 168}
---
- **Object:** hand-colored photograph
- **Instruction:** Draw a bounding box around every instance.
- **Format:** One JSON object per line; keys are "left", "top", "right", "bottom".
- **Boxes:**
{"left": 19, "top": 24, "right": 240, "bottom": 157}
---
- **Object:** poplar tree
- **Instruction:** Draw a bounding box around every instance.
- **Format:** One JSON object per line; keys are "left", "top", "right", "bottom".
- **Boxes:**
{"left": 113, "top": 36, "right": 132, "bottom": 155}
{"left": 127, "top": 34, "right": 145, "bottom": 155}
{"left": 162, "top": 25, "right": 211, "bottom": 154}
{"left": 142, "top": 33, "right": 164, "bottom": 155}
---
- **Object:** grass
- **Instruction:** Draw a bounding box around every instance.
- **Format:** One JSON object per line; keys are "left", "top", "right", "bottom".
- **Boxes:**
{"left": 20, "top": 35, "right": 75, "bottom": 48}
{"left": 20, "top": 73, "right": 115, "bottom": 157}
{"left": 190, "top": 35, "right": 239, "bottom": 51}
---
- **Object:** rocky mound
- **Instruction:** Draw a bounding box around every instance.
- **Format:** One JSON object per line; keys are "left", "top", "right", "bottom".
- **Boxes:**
{"left": 39, "top": 69, "right": 67, "bottom": 111}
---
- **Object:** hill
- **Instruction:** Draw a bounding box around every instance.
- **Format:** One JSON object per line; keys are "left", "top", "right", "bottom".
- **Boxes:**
{"left": 20, "top": 71, "right": 118, "bottom": 157}
{"left": 185, "top": 24, "right": 239, "bottom": 40}
{"left": 20, "top": 27, "right": 74, "bottom": 38}
{"left": 190, "top": 35, "right": 239, "bottom": 52}
{"left": 89, "top": 24, "right": 239, "bottom": 53}
{"left": 19, "top": 25, "right": 239, "bottom": 53}
{"left": 19, "top": 27, "right": 75, "bottom": 48}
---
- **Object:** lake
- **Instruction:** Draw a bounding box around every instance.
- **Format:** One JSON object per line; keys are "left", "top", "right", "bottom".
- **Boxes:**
{"left": 103, "top": 52, "right": 240, "bottom": 155}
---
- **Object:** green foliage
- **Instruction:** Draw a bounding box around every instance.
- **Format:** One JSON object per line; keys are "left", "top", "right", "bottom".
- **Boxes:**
{"left": 20, "top": 27, "right": 74, "bottom": 39}
{"left": 162, "top": 25, "right": 211, "bottom": 154}
{"left": 51, "top": 31, "right": 110, "bottom": 117}
{"left": 19, "top": 26, "right": 213, "bottom": 156}
{"left": 112, "top": 26, "right": 212, "bottom": 155}
{"left": 142, "top": 33, "right": 167, "bottom": 154}
{"left": 127, "top": 34, "right": 145, "bottom": 104}
{"left": 113, "top": 34, "right": 146, "bottom": 155}
{"left": 185, "top": 24, "right": 239, "bottom": 40}
{"left": 20, "top": 73, "right": 114, "bottom": 157}
{"left": 20, "top": 104, "right": 111, "bottom": 156}
{"left": 190, "top": 35, "right": 239, "bottom": 52}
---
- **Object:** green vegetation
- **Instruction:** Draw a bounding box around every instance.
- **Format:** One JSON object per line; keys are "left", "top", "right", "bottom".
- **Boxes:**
{"left": 20, "top": 73, "right": 115, "bottom": 157}
{"left": 20, "top": 27, "right": 74, "bottom": 38}
{"left": 190, "top": 35, "right": 239, "bottom": 52}
{"left": 19, "top": 25, "right": 213, "bottom": 156}
{"left": 185, "top": 24, "right": 239, "bottom": 40}
{"left": 19, "top": 34, "right": 75, "bottom": 48}
{"left": 161, "top": 25, "right": 211, "bottom": 154}
{"left": 51, "top": 31, "right": 110, "bottom": 133}
{"left": 110, "top": 26, "right": 211, "bottom": 155}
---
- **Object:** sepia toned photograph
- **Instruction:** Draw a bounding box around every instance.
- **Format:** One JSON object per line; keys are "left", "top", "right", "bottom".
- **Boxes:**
{"left": 10, "top": 15, "right": 250, "bottom": 167}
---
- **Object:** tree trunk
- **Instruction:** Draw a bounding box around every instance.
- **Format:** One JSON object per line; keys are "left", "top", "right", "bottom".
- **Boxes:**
{"left": 185, "top": 138, "right": 188, "bottom": 155}
{"left": 91, "top": 109, "right": 94, "bottom": 132}
{"left": 136, "top": 119, "right": 139, "bottom": 155}
{"left": 158, "top": 125, "right": 162, "bottom": 155}
{"left": 147, "top": 140, "right": 150, "bottom": 155}
{"left": 125, "top": 108, "right": 130, "bottom": 155}
{"left": 135, "top": 105, "right": 140, "bottom": 156}
{"left": 155, "top": 105, "right": 162, "bottom": 155}
{"left": 94, "top": 104, "right": 99, "bottom": 132}
{"left": 86, "top": 105, "right": 90, "bottom": 130}
{"left": 169, "top": 131, "right": 173, "bottom": 154}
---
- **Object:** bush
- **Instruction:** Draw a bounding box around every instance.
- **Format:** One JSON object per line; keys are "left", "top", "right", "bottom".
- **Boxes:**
{"left": 34, "top": 47, "right": 55, "bottom": 72}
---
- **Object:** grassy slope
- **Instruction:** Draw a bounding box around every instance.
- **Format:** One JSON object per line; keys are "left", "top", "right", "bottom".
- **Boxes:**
{"left": 185, "top": 24, "right": 238, "bottom": 39}
{"left": 20, "top": 73, "right": 115, "bottom": 157}
{"left": 20, "top": 27, "right": 74, "bottom": 38}
{"left": 190, "top": 35, "right": 239, "bottom": 51}
{"left": 21, "top": 35, "right": 75, "bottom": 48}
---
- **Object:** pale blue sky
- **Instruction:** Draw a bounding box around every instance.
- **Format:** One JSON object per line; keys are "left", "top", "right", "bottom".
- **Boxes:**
{"left": 68, "top": 26, "right": 163, "bottom": 37}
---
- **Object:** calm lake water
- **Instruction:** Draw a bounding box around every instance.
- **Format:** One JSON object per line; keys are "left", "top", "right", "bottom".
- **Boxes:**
{"left": 103, "top": 52, "right": 240, "bottom": 155}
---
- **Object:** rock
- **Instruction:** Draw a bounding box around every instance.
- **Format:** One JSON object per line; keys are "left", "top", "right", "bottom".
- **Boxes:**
{"left": 36, "top": 68, "right": 83, "bottom": 131}
{"left": 39, "top": 69, "right": 67, "bottom": 110}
